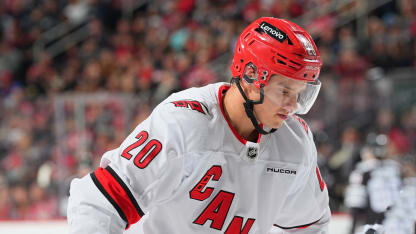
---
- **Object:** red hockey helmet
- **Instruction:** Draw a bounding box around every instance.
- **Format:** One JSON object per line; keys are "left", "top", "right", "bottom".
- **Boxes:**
{"left": 231, "top": 17, "right": 322, "bottom": 114}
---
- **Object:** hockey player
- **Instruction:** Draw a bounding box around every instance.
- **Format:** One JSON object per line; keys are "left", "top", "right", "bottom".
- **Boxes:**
{"left": 344, "top": 133, "right": 401, "bottom": 233}
{"left": 353, "top": 155, "right": 416, "bottom": 234}
{"left": 382, "top": 154, "right": 416, "bottom": 234}
{"left": 67, "top": 17, "right": 330, "bottom": 234}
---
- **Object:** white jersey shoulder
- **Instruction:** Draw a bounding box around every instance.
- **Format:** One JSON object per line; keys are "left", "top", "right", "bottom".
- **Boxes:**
{"left": 157, "top": 82, "right": 222, "bottom": 153}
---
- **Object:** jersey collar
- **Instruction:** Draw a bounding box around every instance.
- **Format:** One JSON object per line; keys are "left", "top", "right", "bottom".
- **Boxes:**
{"left": 218, "top": 84, "right": 262, "bottom": 145}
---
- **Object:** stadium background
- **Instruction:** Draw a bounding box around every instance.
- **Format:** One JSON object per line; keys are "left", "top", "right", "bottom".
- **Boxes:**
{"left": 0, "top": 0, "right": 415, "bottom": 233}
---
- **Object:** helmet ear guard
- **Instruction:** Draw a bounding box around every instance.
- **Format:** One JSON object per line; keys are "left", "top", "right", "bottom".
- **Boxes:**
{"left": 242, "top": 63, "right": 258, "bottom": 84}
{"left": 241, "top": 63, "right": 273, "bottom": 91}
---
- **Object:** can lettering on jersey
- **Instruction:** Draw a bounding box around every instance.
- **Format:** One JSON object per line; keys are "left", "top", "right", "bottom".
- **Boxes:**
{"left": 190, "top": 165, "right": 256, "bottom": 233}
{"left": 190, "top": 165, "right": 222, "bottom": 201}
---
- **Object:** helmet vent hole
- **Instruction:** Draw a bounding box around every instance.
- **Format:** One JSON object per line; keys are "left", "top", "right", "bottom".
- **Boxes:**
{"left": 312, "top": 74, "right": 316, "bottom": 78}
{"left": 290, "top": 60, "right": 301, "bottom": 66}
{"left": 238, "top": 47, "right": 241, "bottom": 52}
{"left": 303, "top": 74, "right": 307, "bottom": 78}
{"left": 277, "top": 53, "right": 287, "bottom": 59}
{"left": 289, "top": 65, "right": 296, "bottom": 69}
{"left": 244, "top": 32, "right": 251, "bottom": 40}
{"left": 287, "top": 37, "right": 293, "bottom": 45}
{"left": 240, "top": 59, "right": 244, "bottom": 63}
{"left": 277, "top": 59, "right": 286, "bottom": 65}
{"left": 248, "top": 40, "right": 255, "bottom": 46}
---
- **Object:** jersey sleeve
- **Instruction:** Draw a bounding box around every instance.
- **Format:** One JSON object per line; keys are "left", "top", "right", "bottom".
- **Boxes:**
{"left": 67, "top": 103, "right": 186, "bottom": 233}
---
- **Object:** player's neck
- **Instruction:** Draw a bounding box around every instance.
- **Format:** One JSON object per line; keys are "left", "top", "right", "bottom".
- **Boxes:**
{"left": 223, "top": 86, "right": 257, "bottom": 141}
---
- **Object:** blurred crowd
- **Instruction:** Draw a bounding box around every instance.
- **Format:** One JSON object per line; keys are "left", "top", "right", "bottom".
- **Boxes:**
{"left": 0, "top": 0, "right": 415, "bottom": 224}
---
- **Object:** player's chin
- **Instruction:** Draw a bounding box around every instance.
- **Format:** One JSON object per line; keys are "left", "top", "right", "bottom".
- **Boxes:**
{"left": 265, "top": 118, "right": 285, "bottom": 129}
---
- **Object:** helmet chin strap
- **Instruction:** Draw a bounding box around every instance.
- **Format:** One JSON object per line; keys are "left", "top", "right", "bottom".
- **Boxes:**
{"left": 231, "top": 77, "right": 277, "bottom": 135}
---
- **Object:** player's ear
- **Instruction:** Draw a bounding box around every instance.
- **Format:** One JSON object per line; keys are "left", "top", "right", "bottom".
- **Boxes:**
{"left": 240, "top": 79, "right": 260, "bottom": 100}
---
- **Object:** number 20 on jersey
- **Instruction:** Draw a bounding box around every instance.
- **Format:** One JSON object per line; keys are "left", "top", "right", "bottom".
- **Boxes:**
{"left": 121, "top": 131, "right": 162, "bottom": 169}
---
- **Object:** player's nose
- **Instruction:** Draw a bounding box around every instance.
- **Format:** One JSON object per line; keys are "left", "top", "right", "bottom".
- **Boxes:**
{"left": 283, "top": 96, "right": 298, "bottom": 114}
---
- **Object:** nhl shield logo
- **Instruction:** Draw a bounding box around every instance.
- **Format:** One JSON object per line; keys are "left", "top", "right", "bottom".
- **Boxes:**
{"left": 247, "top": 147, "right": 258, "bottom": 159}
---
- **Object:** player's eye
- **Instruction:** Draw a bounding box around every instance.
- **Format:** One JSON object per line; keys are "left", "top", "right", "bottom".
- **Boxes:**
{"left": 281, "top": 89, "right": 291, "bottom": 97}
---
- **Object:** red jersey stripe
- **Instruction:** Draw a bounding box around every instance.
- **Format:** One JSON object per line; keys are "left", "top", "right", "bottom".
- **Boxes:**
{"left": 91, "top": 166, "right": 144, "bottom": 229}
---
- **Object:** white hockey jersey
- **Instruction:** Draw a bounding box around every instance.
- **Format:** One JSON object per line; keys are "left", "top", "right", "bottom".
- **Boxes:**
{"left": 67, "top": 82, "right": 331, "bottom": 234}
{"left": 383, "top": 177, "right": 416, "bottom": 234}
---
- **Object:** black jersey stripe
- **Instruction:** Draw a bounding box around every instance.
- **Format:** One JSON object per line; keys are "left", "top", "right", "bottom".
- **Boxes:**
{"left": 105, "top": 166, "right": 145, "bottom": 217}
{"left": 90, "top": 171, "right": 128, "bottom": 228}
{"left": 273, "top": 218, "right": 320, "bottom": 229}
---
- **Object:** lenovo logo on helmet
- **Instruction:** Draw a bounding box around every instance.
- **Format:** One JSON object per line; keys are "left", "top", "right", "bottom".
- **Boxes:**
{"left": 258, "top": 22, "right": 287, "bottom": 43}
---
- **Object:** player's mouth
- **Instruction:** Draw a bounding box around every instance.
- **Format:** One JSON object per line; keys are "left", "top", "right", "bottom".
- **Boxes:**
{"left": 277, "top": 114, "right": 288, "bottom": 120}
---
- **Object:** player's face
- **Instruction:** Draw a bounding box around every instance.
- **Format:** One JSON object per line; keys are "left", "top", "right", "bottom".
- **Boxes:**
{"left": 252, "top": 74, "right": 306, "bottom": 128}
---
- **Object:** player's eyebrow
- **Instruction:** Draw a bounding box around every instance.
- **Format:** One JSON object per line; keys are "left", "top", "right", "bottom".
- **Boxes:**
{"left": 277, "top": 83, "right": 306, "bottom": 93}
{"left": 281, "top": 85, "right": 294, "bottom": 91}
{"left": 275, "top": 82, "right": 295, "bottom": 91}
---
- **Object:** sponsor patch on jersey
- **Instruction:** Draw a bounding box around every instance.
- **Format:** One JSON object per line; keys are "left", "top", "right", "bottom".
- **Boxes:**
{"left": 266, "top": 167, "right": 297, "bottom": 175}
{"left": 171, "top": 100, "right": 208, "bottom": 115}
{"left": 256, "top": 22, "right": 287, "bottom": 43}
